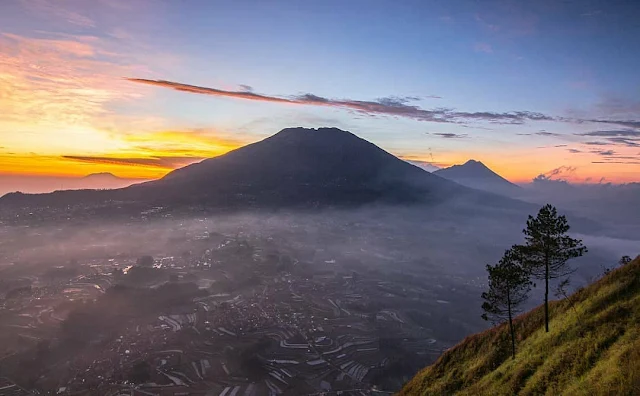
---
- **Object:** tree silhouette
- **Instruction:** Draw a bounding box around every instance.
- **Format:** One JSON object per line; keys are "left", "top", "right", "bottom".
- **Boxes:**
{"left": 481, "top": 248, "right": 532, "bottom": 359}
{"left": 619, "top": 256, "right": 632, "bottom": 266}
{"left": 520, "top": 204, "right": 587, "bottom": 332}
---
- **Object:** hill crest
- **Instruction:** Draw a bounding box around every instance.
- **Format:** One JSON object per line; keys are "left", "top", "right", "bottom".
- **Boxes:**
{"left": 400, "top": 255, "right": 640, "bottom": 395}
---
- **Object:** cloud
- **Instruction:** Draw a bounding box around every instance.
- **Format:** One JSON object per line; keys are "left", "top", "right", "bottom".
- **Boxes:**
{"left": 584, "top": 141, "right": 609, "bottom": 146}
{"left": 592, "top": 161, "right": 640, "bottom": 165}
{"left": 606, "top": 137, "right": 640, "bottom": 147}
{"left": 0, "top": 33, "right": 143, "bottom": 130}
{"left": 127, "top": 78, "right": 558, "bottom": 125}
{"left": 587, "top": 119, "right": 640, "bottom": 129}
{"left": 126, "top": 79, "right": 640, "bottom": 134}
{"left": 21, "top": 0, "right": 95, "bottom": 27}
{"left": 535, "top": 130, "right": 561, "bottom": 137}
{"left": 62, "top": 155, "right": 205, "bottom": 169}
{"left": 590, "top": 149, "right": 616, "bottom": 156}
{"left": 474, "top": 42, "right": 494, "bottom": 53}
{"left": 238, "top": 84, "right": 254, "bottom": 92}
{"left": 433, "top": 133, "right": 468, "bottom": 139}
{"left": 401, "top": 158, "right": 441, "bottom": 172}
{"left": 533, "top": 165, "right": 577, "bottom": 182}
{"left": 577, "top": 130, "right": 640, "bottom": 138}
{"left": 567, "top": 148, "right": 582, "bottom": 153}
{"left": 398, "top": 155, "right": 447, "bottom": 171}
{"left": 536, "top": 144, "right": 567, "bottom": 149}
{"left": 449, "top": 110, "right": 553, "bottom": 124}
{"left": 576, "top": 130, "right": 640, "bottom": 147}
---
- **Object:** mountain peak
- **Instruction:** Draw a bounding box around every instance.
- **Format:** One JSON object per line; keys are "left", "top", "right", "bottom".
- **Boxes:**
{"left": 434, "top": 159, "right": 520, "bottom": 195}
{"left": 463, "top": 159, "right": 485, "bottom": 167}
{"left": 267, "top": 127, "right": 364, "bottom": 145}
{"left": 127, "top": 126, "right": 464, "bottom": 208}
{"left": 82, "top": 172, "right": 121, "bottom": 180}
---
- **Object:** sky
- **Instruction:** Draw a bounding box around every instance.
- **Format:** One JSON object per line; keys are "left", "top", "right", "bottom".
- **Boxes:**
{"left": 1, "top": 0, "right": 639, "bottom": 191}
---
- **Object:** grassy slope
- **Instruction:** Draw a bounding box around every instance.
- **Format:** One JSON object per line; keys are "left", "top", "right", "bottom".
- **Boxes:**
{"left": 400, "top": 256, "right": 640, "bottom": 396}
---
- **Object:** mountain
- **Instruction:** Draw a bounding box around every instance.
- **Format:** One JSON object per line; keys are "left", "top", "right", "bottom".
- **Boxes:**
{"left": 434, "top": 160, "right": 520, "bottom": 196}
{"left": 81, "top": 172, "right": 125, "bottom": 182}
{"left": 80, "top": 172, "right": 145, "bottom": 189}
{"left": 400, "top": 255, "right": 640, "bottom": 396}
{"left": 2, "top": 127, "right": 509, "bottom": 211}
{"left": 0, "top": 173, "right": 145, "bottom": 197}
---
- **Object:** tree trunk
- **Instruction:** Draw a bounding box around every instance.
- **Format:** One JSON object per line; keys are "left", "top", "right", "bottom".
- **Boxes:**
{"left": 508, "top": 293, "right": 516, "bottom": 359}
{"left": 544, "top": 258, "right": 549, "bottom": 333}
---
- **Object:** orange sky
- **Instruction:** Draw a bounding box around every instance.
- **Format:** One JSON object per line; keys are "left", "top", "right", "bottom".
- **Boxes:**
{"left": 1, "top": 1, "right": 638, "bottom": 189}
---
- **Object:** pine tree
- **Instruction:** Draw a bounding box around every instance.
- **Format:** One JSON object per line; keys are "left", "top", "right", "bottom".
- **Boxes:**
{"left": 481, "top": 248, "right": 532, "bottom": 359}
{"left": 520, "top": 204, "right": 587, "bottom": 332}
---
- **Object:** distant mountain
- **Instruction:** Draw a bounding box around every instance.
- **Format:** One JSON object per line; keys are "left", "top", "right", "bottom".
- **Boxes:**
{"left": 80, "top": 172, "right": 145, "bottom": 189}
{"left": 0, "top": 128, "right": 524, "bottom": 211}
{"left": 0, "top": 173, "right": 145, "bottom": 197}
{"left": 81, "top": 172, "right": 124, "bottom": 181}
{"left": 404, "top": 160, "right": 440, "bottom": 173}
{"left": 434, "top": 160, "right": 520, "bottom": 196}
{"left": 400, "top": 255, "right": 640, "bottom": 395}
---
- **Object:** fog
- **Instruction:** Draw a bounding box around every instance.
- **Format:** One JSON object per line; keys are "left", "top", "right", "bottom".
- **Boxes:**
{"left": 0, "top": 196, "right": 636, "bottom": 393}
{"left": 515, "top": 179, "right": 640, "bottom": 237}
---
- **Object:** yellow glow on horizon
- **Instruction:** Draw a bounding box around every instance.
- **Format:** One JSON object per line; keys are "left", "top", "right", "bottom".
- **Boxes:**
{"left": 0, "top": 128, "right": 248, "bottom": 179}
{"left": 1, "top": 31, "right": 637, "bottom": 187}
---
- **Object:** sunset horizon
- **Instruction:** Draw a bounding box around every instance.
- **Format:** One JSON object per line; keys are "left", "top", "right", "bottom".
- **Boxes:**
{"left": 2, "top": 0, "right": 639, "bottom": 193}
{"left": 1, "top": 2, "right": 639, "bottom": 394}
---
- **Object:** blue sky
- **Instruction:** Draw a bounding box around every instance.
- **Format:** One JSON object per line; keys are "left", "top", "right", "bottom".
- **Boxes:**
{"left": 0, "top": 0, "right": 639, "bottom": 184}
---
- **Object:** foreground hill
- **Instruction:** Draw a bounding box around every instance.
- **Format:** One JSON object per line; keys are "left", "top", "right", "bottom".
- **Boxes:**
{"left": 400, "top": 255, "right": 640, "bottom": 396}
{"left": 0, "top": 128, "right": 519, "bottom": 211}
{"left": 434, "top": 160, "right": 520, "bottom": 196}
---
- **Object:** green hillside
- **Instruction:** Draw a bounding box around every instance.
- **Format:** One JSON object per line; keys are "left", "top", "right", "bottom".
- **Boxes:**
{"left": 400, "top": 256, "right": 640, "bottom": 396}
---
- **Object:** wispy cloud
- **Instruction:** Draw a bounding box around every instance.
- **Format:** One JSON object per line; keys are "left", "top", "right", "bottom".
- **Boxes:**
{"left": 126, "top": 78, "right": 558, "bottom": 125}
{"left": 590, "top": 149, "right": 616, "bottom": 156}
{"left": 474, "top": 42, "right": 494, "bottom": 54}
{"left": 398, "top": 155, "right": 447, "bottom": 170}
{"left": 587, "top": 119, "right": 640, "bottom": 129}
{"left": 592, "top": 160, "right": 640, "bottom": 165}
{"left": 577, "top": 130, "right": 640, "bottom": 138}
{"left": 62, "top": 155, "right": 205, "bottom": 169}
{"left": 432, "top": 132, "right": 468, "bottom": 139}
{"left": 576, "top": 130, "right": 640, "bottom": 147}
{"left": 21, "top": 0, "right": 95, "bottom": 27}
{"left": 533, "top": 165, "right": 577, "bottom": 182}
{"left": 535, "top": 130, "right": 561, "bottom": 137}
{"left": 606, "top": 137, "right": 640, "bottom": 147}
{"left": 0, "top": 33, "right": 143, "bottom": 131}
